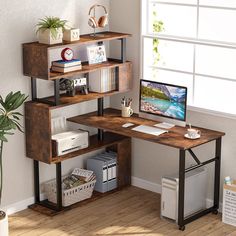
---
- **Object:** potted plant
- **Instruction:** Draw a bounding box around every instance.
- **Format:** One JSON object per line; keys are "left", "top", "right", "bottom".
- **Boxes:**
{"left": 152, "top": 11, "right": 164, "bottom": 65}
{"left": 0, "top": 91, "right": 27, "bottom": 236}
{"left": 36, "top": 16, "right": 67, "bottom": 45}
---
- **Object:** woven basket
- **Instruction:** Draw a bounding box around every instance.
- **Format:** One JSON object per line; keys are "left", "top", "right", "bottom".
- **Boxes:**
{"left": 44, "top": 177, "right": 96, "bottom": 207}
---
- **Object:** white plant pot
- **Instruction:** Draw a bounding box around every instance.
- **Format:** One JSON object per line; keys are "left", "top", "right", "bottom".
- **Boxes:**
{"left": 38, "top": 28, "right": 63, "bottom": 45}
{"left": 0, "top": 211, "right": 8, "bottom": 236}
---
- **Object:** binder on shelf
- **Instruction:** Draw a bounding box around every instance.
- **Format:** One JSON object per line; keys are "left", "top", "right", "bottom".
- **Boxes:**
{"left": 89, "top": 68, "right": 117, "bottom": 93}
{"left": 87, "top": 151, "right": 117, "bottom": 193}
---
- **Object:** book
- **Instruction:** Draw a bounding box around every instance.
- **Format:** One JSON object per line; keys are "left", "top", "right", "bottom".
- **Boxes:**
{"left": 51, "top": 64, "right": 82, "bottom": 73}
{"left": 72, "top": 168, "right": 94, "bottom": 182}
{"left": 52, "top": 59, "right": 81, "bottom": 68}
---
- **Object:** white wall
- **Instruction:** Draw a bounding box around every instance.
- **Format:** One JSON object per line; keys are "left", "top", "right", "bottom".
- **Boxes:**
{"left": 110, "top": 0, "right": 236, "bottom": 202}
{"left": 0, "top": 0, "right": 110, "bottom": 209}
{"left": 1, "top": 0, "right": 235, "bottom": 212}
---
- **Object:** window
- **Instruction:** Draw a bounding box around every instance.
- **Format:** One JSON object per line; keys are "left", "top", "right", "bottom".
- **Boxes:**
{"left": 141, "top": 0, "right": 236, "bottom": 116}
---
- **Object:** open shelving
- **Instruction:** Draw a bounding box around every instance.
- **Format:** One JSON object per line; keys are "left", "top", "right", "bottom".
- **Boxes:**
{"left": 23, "top": 31, "right": 132, "bottom": 214}
{"left": 23, "top": 32, "right": 131, "bottom": 80}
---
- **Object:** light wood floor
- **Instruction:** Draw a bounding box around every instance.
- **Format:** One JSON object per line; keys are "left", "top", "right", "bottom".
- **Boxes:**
{"left": 9, "top": 187, "right": 236, "bottom": 236}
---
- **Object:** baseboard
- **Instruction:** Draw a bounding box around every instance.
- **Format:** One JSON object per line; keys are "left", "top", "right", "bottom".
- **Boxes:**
{"left": 206, "top": 198, "right": 222, "bottom": 213}
{"left": 132, "top": 176, "right": 223, "bottom": 213}
{"left": 3, "top": 177, "right": 222, "bottom": 215}
{"left": 131, "top": 176, "right": 162, "bottom": 194}
{"left": 2, "top": 193, "right": 46, "bottom": 215}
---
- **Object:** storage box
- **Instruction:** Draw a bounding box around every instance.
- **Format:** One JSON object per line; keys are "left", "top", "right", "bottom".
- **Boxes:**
{"left": 63, "top": 28, "right": 80, "bottom": 42}
{"left": 44, "top": 176, "right": 96, "bottom": 207}
{"left": 223, "top": 180, "right": 236, "bottom": 226}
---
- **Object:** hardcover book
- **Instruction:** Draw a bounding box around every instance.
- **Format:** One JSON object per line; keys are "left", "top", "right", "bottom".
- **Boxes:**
{"left": 51, "top": 64, "right": 82, "bottom": 73}
{"left": 52, "top": 59, "right": 81, "bottom": 68}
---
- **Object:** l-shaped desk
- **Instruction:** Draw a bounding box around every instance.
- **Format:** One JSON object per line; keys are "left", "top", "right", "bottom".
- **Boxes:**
{"left": 68, "top": 108, "right": 225, "bottom": 231}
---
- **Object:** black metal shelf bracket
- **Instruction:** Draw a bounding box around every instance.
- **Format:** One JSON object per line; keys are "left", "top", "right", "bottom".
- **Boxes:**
{"left": 54, "top": 80, "right": 60, "bottom": 106}
{"left": 31, "top": 77, "right": 37, "bottom": 101}
{"left": 97, "top": 97, "right": 104, "bottom": 141}
{"left": 120, "top": 38, "right": 126, "bottom": 63}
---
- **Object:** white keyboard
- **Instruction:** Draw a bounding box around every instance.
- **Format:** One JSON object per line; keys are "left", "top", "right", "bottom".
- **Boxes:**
{"left": 132, "top": 125, "right": 168, "bottom": 136}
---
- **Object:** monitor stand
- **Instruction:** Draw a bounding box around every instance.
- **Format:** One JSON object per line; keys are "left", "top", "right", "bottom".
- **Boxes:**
{"left": 139, "top": 112, "right": 186, "bottom": 128}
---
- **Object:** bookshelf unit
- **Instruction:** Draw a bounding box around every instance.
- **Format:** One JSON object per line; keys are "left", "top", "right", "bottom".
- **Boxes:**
{"left": 23, "top": 31, "right": 132, "bottom": 215}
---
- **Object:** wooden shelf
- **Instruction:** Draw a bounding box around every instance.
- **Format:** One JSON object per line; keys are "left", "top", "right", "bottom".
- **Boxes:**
{"left": 50, "top": 59, "right": 124, "bottom": 80}
{"left": 23, "top": 31, "right": 131, "bottom": 50}
{"left": 23, "top": 32, "right": 132, "bottom": 80}
{"left": 28, "top": 187, "right": 125, "bottom": 216}
{"left": 24, "top": 30, "right": 133, "bottom": 216}
{"left": 51, "top": 132, "right": 130, "bottom": 164}
{"left": 68, "top": 108, "right": 225, "bottom": 150}
{"left": 28, "top": 88, "right": 129, "bottom": 110}
{"left": 25, "top": 102, "right": 130, "bottom": 164}
{"left": 25, "top": 60, "right": 132, "bottom": 108}
{"left": 43, "top": 90, "right": 128, "bottom": 109}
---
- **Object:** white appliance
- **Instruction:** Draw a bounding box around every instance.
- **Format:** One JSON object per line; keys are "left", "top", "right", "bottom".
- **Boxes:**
{"left": 52, "top": 130, "right": 89, "bottom": 156}
{"left": 161, "top": 168, "right": 207, "bottom": 222}
{"left": 51, "top": 117, "right": 89, "bottom": 156}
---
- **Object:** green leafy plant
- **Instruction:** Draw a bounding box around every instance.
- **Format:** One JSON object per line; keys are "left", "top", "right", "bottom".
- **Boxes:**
{"left": 36, "top": 16, "right": 67, "bottom": 39}
{"left": 153, "top": 11, "right": 164, "bottom": 65}
{"left": 0, "top": 91, "right": 27, "bottom": 203}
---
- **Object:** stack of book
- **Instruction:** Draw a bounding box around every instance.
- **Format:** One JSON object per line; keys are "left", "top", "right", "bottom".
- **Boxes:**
{"left": 89, "top": 68, "right": 116, "bottom": 93}
{"left": 51, "top": 59, "right": 82, "bottom": 73}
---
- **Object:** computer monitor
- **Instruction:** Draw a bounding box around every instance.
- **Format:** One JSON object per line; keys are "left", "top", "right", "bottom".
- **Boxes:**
{"left": 139, "top": 79, "right": 187, "bottom": 127}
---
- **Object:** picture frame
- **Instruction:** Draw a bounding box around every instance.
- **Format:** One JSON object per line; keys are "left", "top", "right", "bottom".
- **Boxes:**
{"left": 87, "top": 44, "right": 107, "bottom": 64}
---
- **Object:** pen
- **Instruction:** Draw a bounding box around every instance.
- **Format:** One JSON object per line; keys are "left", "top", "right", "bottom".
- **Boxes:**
{"left": 121, "top": 97, "right": 125, "bottom": 106}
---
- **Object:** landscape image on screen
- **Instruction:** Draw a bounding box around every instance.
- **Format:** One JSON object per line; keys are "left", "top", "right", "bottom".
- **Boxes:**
{"left": 140, "top": 81, "right": 187, "bottom": 121}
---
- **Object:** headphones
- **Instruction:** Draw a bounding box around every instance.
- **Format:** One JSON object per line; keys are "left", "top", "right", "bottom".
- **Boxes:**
{"left": 88, "top": 4, "right": 108, "bottom": 29}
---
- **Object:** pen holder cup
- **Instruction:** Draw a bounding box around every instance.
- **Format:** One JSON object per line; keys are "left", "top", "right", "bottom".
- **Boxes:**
{"left": 121, "top": 106, "right": 133, "bottom": 118}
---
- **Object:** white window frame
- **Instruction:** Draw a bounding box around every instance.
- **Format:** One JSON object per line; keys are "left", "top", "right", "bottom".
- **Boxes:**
{"left": 141, "top": 0, "right": 236, "bottom": 119}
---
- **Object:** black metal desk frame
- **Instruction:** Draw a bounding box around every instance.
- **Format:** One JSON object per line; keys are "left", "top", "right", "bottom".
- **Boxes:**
{"left": 178, "top": 138, "right": 222, "bottom": 230}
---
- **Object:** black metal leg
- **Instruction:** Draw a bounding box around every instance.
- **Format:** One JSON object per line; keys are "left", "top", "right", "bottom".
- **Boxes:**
{"left": 178, "top": 149, "right": 186, "bottom": 230}
{"left": 121, "top": 38, "right": 127, "bottom": 63}
{"left": 31, "top": 77, "right": 37, "bottom": 101}
{"left": 54, "top": 80, "right": 60, "bottom": 106}
{"left": 176, "top": 138, "right": 223, "bottom": 229}
{"left": 214, "top": 137, "right": 222, "bottom": 210}
{"left": 97, "top": 98, "right": 104, "bottom": 140}
{"left": 85, "top": 73, "right": 89, "bottom": 92}
{"left": 34, "top": 160, "right": 40, "bottom": 203}
{"left": 115, "top": 67, "right": 119, "bottom": 91}
{"left": 56, "top": 163, "right": 62, "bottom": 210}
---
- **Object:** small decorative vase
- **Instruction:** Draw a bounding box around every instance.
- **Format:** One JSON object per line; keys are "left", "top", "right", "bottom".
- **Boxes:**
{"left": 0, "top": 211, "right": 8, "bottom": 236}
{"left": 38, "top": 28, "right": 63, "bottom": 45}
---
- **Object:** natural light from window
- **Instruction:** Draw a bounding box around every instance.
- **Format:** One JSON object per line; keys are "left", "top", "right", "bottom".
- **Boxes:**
{"left": 141, "top": 0, "right": 236, "bottom": 116}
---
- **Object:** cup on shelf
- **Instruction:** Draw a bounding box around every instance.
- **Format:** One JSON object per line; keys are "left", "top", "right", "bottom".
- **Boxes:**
{"left": 187, "top": 128, "right": 201, "bottom": 139}
{"left": 121, "top": 106, "right": 133, "bottom": 118}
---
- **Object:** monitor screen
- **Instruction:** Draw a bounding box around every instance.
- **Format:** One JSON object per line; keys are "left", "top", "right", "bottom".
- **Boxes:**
{"left": 139, "top": 80, "right": 187, "bottom": 122}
